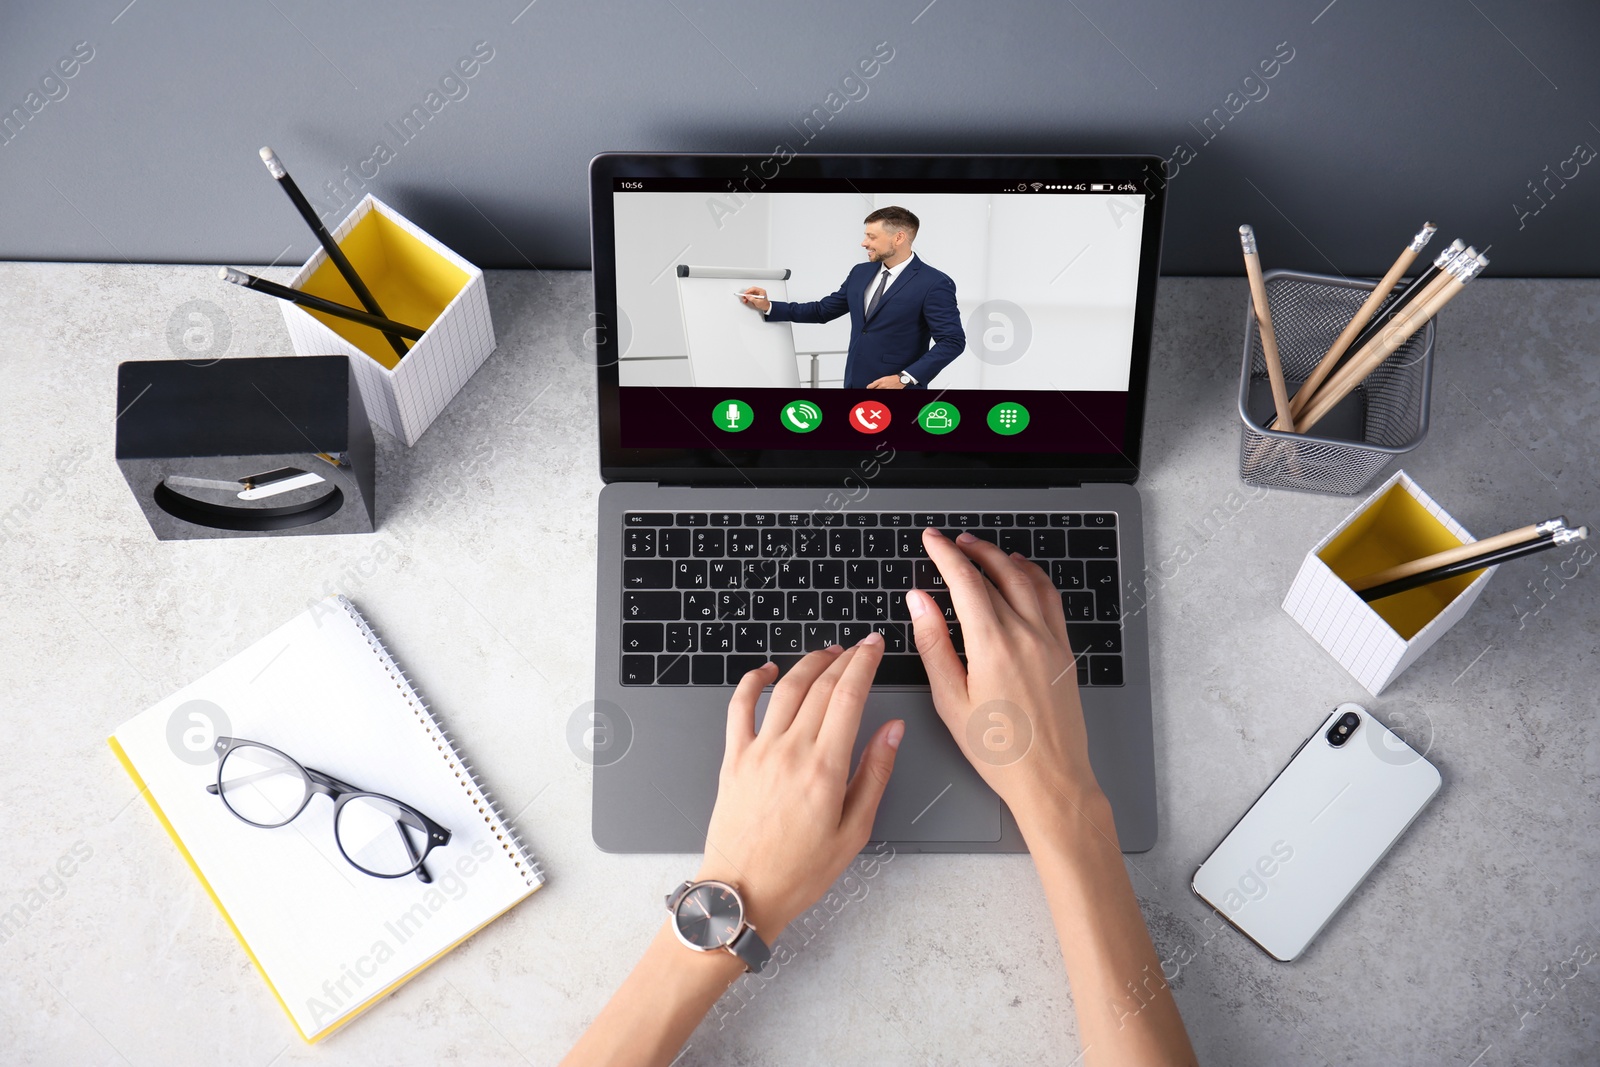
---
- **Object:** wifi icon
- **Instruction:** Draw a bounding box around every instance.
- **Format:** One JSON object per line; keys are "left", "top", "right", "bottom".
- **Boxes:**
{"left": 1030, "top": 182, "right": 1043, "bottom": 191}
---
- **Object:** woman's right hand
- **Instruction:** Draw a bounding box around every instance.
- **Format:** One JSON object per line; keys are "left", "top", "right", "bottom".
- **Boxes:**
{"left": 908, "top": 528, "right": 1109, "bottom": 831}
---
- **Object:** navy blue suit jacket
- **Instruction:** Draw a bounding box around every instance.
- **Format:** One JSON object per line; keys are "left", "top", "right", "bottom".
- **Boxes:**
{"left": 766, "top": 255, "right": 966, "bottom": 388}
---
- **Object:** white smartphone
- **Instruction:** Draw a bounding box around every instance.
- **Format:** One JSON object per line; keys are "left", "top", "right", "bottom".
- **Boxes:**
{"left": 1191, "top": 702, "right": 1441, "bottom": 962}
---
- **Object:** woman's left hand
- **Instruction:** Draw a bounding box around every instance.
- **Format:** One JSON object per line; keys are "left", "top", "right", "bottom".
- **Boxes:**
{"left": 693, "top": 636, "right": 903, "bottom": 937}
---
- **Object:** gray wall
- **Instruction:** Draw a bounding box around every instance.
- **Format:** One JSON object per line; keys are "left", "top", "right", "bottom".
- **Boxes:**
{"left": 3, "top": 1, "right": 1598, "bottom": 275}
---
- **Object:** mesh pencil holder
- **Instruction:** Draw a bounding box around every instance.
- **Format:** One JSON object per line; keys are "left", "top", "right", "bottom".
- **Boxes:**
{"left": 1237, "top": 269, "right": 1434, "bottom": 495}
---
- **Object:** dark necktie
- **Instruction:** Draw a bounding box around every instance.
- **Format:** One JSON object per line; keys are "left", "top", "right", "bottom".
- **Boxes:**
{"left": 865, "top": 268, "right": 890, "bottom": 319}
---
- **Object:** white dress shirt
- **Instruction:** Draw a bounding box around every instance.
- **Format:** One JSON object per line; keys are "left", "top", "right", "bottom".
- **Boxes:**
{"left": 762, "top": 253, "right": 920, "bottom": 381}
{"left": 867, "top": 254, "right": 917, "bottom": 380}
{"left": 762, "top": 253, "right": 917, "bottom": 318}
{"left": 864, "top": 253, "right": 915, "bottom": 315}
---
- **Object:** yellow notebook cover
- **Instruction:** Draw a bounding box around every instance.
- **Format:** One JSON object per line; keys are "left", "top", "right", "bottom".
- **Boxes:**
{"left": 108, "top": 596, "right": 543, "bottom": 1041}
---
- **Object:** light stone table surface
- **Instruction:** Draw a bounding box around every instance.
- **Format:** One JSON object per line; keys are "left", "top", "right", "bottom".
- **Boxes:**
{"left": 1, "top": 264, "right": 1595, "bottom": 1066}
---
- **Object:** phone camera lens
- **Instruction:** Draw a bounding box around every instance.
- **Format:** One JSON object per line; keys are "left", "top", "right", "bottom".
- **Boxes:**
{"left": 1327, "top": 710, "right": 1361, "bottom": 747}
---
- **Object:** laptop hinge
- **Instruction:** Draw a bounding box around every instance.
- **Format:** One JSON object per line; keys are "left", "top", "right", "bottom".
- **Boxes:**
{"left": 635, "top": 478, "right": 1110, "bottom": 489}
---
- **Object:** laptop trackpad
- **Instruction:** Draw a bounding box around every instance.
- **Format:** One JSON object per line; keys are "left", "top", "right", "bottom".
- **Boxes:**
{"left": 758, "top": 692, "right": 1004, "bottom": 842}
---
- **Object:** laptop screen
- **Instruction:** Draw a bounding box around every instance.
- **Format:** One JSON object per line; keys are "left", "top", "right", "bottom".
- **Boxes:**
{"left": 590, "top": 155, "right": 1166, "bottom": 485}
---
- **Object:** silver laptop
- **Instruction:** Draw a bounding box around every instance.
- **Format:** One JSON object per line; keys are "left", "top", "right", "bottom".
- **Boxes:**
{"left": 589, "top": 153, "right": 1166, "bottom": 853}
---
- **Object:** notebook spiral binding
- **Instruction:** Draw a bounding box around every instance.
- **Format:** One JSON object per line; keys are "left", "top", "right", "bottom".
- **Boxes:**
{"left": 336, "top": 596, "right": 545, "bottom": 888}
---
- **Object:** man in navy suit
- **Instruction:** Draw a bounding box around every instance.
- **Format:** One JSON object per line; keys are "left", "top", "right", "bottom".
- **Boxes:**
{"left": 738, "top": 206, "right": 965, "bottom": 389}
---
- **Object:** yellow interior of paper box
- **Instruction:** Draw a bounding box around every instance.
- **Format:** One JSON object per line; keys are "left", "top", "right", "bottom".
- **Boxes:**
{"left": 300, "top": 209, "right": 468, "bottom": 370}
{"left": 1318, "top": 483, "right": 1483, "bottom": 641}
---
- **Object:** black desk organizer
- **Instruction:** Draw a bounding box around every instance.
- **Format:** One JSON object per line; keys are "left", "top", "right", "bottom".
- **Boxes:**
{"left": 116, "top": 356, "right": 375, "bottom": 540}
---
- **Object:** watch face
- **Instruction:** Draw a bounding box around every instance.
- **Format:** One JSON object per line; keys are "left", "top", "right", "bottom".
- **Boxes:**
{"left": 674, "top": 883, "right": 743, "bottom": 949}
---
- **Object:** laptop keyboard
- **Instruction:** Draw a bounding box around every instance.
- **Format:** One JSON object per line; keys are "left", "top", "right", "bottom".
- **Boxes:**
{"left": 619, "top": 511, "right": 1123, "bottom": 688}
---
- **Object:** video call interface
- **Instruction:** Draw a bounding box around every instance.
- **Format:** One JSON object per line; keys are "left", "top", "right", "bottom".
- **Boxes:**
{"left": 611, "top": 175, "right": 1150, "bottom": 454}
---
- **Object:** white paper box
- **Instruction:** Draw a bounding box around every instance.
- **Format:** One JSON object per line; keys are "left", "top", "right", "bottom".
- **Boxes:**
{"left": 1282, "top": 470, "right": 1494, "bottom": 694}
{"left": 280, "top": 194, "right": 495, "bottom": 446}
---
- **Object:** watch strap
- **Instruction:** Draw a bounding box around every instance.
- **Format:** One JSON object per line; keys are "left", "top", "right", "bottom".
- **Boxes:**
{"left": 665, "top": 880, "right": 692, "bottom": 911}
{"left": 729, "top": 924, "right": 771, "bottom": 973}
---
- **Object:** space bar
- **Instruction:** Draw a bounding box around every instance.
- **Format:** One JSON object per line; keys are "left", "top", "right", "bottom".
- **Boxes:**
{"left": 872, "top": 655, "right": 929, "bottom": 686}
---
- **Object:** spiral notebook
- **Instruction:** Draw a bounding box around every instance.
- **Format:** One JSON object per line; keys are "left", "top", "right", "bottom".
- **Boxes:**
{"left": 108, "top": 595, "right": 544, "bottom": 1042}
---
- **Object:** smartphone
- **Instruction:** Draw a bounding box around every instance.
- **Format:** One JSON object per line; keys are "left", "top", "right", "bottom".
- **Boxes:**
{"left": 1191, "top": 702, "right": 1441, "bottom": 961}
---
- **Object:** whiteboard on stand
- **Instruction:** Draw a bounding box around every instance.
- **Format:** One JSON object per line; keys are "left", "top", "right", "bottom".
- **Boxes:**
{"left": 675, "top": 265, "right": 800, "bottom": 389}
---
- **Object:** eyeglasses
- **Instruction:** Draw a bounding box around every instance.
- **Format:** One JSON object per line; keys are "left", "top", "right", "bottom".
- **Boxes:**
{"left": 206, "top": 736, "right": 452, "bottom": 883}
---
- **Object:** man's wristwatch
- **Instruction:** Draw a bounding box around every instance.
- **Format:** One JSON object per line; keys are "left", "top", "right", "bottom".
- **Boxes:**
{"left": 665, "top": 879, "right": 771, "bottom": 973}
{"left": 898, "top": 371, "right": 917, "bottom": 385}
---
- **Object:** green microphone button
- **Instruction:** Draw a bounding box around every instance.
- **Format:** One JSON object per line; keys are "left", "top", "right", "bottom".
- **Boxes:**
{"left": 712, "top": 399, "right": 754, "bottom": 432}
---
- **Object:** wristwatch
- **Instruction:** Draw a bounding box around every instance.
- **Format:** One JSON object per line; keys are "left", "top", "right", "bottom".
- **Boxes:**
{"left": 665, "top": 879, "right": 771, "bottom": 973}
{"left": 898, "top": 371, "right": 917, "bottom": 385}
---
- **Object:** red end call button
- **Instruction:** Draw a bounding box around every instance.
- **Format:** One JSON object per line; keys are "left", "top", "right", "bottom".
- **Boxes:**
{"left": 848, "top": 401, "right": 893, "bottom": 434}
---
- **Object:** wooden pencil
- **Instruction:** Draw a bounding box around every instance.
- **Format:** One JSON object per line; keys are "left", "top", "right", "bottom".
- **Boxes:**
{"left": 1360, "top": 526, "right": 1586, "bottom": 602}
{"left": 1279, "top": 223, "right": 1435, "bottom": 427}
{"left": 1292, "top": 243, "right": 1467, "bottom": 425}
{"left": 1347, "top": 518, "right": 1567, "bottom": 591}
{"left": 1297, "top": 251, "right": 1485, "bottom": 433}
{"left": 1336, "top": 237, "right": 1465, "bottom": 381}
{"left": 1240, "top": 225, "right": 1296, "bottom": 431}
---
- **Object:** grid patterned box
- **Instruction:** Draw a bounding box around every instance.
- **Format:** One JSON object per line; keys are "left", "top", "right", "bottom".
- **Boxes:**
{"left": 1282, "top": 469, "right": 1494, "bottom": 694}
{"left": 280, "top": 194, "right": 496, "bottom": 446}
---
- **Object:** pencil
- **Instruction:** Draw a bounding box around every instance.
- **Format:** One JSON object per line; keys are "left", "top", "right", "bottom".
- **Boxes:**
{"left": 1279, "top": 223, "right": 1436, "bottom": 428}
{"left": 1297, "top": 250, "right": 1485, "bottom": 433}
{"left": 1308, "top": 248, "right": 1466, "bottom": 405}
{"left": 1296, "top": 256, "right": 1465, "bottom": 433}
{"left": 1240, "top": 225, "right": 1295, "bottom": 431}
{"left": 259, "top": 147, "right": 410, "bottom": 359}
{"left": 219, "top": 267, "right": 427, "bottom": 340}
{"left": 1360, "top": 525, "right": 1588, "bottom": 602}
{"left": 1294, "top": 242, "right": 1468, "bottom": 424}
{"left": 1334, "top": 238, "right": 1466, "bottom": 384}
{"left": 1347, "top": 517, "right": 1567, "bottom": 591}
